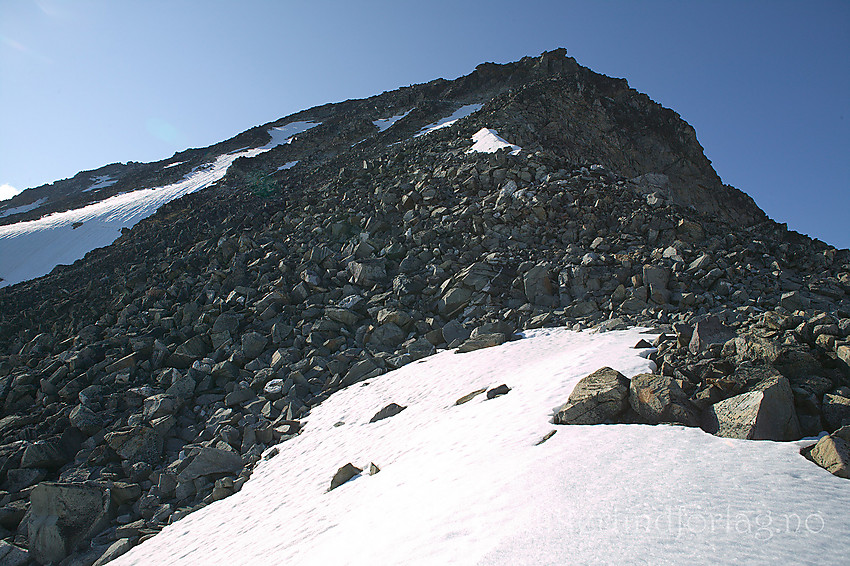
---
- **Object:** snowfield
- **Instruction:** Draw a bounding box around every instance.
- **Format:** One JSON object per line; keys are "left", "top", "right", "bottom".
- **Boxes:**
{"left": 415, "top": 104, "right": 483, "bottom": 137}
{"left": 0, "top": 121, "right": 319, "bottom": 287}
{"left": 113, "top": 327, "right": 849, "bottom": 566}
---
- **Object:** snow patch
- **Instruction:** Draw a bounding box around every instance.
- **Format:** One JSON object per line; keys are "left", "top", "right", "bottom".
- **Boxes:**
{"left": 277, "top": 161, "right": 299, "bottom": 171}
{"left": 112, "top": 327, "right": 850, "bottom": 566}
{"left": 0, "top": 146, "right": 269, "bottom": 287}
{"left": 414, "top": 104, "right": 483, "bottom": 137}
{"left": 163, "top": 161, "right": 185, "bottom": 169}
{"left": 0, "top": 197, "right": 49, "bottom": 219}
{"left": 468, "top": 128, "right": 521, "bottom": 155}
{"left": 83, "top": 175, "right": 118, "bottom": 192}
{"left": 373, "top": 110, "right": 412, "bottom": 132}
{"left": 263, "top": 121, "right": 320, "bottom": 149}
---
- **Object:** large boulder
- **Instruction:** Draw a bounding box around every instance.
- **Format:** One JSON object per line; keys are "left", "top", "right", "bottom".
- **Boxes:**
{"left": 822, "top": 393, "right": 850, "bottom": 431}
{"left": 701, "top": 376, "right": 802, "bottom": 440}
{"left": 348, "top": 259, "right": 387, "bottom": 286}
{"left": 0, "top": 541, "right": 28, "bottom": 566}
{"left": 689, "top": 315, "right": 735, "bottom": 355}
{"left": 554, "top": 367, "right": 630, "bottom": 425}
{"left": 629, "top": 373, "right": 699, "bottom": 426}
{"left": 177, "top": 447, "right": 243, "bottom": 483}
{"left": 105, "top": 426, "right": 163, "bottom": 465}
{"left": 437, "top": 287, "right": 472, "bottom": 315}
{"left": 809, "top": 427, "right": 850, "bottom": 479}
{"left": 523, "top": 265, "right": 555, "bottom": 305}
{"left": 29, "top": 482, "right": 113, "bottom": 565}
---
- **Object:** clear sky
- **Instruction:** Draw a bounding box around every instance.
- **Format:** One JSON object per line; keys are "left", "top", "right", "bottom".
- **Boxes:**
{"left": 1, "top": 0, "right": 848, "bottom": 249}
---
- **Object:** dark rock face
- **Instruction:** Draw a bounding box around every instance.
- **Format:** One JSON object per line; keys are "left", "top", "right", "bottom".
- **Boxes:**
{"left": 0, "top": 49, "right": 847, "bottom": 563}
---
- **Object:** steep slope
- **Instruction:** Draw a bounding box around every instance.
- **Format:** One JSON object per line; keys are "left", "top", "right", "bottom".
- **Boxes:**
{"left": 0, "top": 50, "right": 847, "bottom": 565}
{"left": 111, "top": 328, "right": 850, "bottom": 566}
{"left": 1, "top": 49, "right": 766, "bottom": 288}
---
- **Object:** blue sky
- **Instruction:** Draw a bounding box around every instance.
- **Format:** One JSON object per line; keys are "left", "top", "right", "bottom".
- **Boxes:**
{"left": 1, "top": 0, "right": 848, "bottom": 249}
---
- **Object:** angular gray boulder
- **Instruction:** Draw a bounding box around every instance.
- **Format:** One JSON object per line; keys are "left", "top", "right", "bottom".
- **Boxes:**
{"left": 554, "top": 367, "right": 630, "bottom": 425}
{"left": 689, "top": 315, "right": 735, "bottom": 354}
{"left": 177, "top": 447, "right": 243, "bottom": 483}
{"left": 29, "top": 482, "right": 113, "bottom": 565}
{"left": 701, "top": 376, "right": 801, "bottom": 440}
{"left": 329, "top": 463, "right": 362, "bottom": 491}
{"left": 629, "top": 373, "right": 699, "bottom": 426}
{"left": 369, "top": 403, "right": 406, "bottom": 423}
{"left": 809, "top": 428, "right": 850, "bottom": 479}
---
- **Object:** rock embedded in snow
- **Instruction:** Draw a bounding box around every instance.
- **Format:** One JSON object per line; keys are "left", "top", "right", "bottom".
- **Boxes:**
{"left": 455, "top": 388, "right": 487, "bottom": 405}
{"left": 369, "top": 402, "right": 406, "bottom": 423}
{"left": 554, "top": 367, "right": 630, "bottom": 425}
{"left": 456, "top": 333, "right": 507, "bottom": 353}
{"left": 329, "top": 463, "right": 362, "bottom": 491}
{"left": 701, "top": 376, "right": 802, "bottom": 441}
{"left": 629, "top": 373, "right": 699, "bottom": 426}
{"left": 486, "top": 384, "right": 511, "bottom": 399}
{"left": 809, "top": 428, "right": 850, "bottom": 478}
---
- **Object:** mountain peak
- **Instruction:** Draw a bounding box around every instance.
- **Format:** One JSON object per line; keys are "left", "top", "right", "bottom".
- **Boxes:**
{"left": 0, "top": 50, "right": 847, "bottom": 565}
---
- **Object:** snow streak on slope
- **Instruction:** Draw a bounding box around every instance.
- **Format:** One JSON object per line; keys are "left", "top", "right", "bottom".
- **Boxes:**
{"left": 373, "top": 110, "right": 412, "bottom": 132}
{"left": 0, "top": 121, "right": 320, "bottom": 287}
{"left": 113, "top": 328, "right": 849, "bottom": 566}
{"left": 0, "top": 197, "right": 49, "bottom": 219}
{"left": 467, "top": 128, "right": 521, "bottom": 155}
{"left": 414, "top": 104, "right": 483, "bottom": 137}
{"left": 263, "top": 121, "right": 319, "bottom": 148}
{"left": 84, "top": 175, "right": 118, "bottom": 192}
{"left": 0, "top": 149, "right": 254, "bottom": 286}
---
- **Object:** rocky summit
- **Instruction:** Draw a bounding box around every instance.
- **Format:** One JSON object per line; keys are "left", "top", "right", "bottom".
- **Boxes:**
{"left": 0, "top": 49, "right": 848, "bottom": 565}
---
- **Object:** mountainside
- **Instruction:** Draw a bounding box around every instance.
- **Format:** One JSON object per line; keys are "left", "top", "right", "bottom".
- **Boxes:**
{"left": 0, "top": 49, "right": 848, "bottom": 565}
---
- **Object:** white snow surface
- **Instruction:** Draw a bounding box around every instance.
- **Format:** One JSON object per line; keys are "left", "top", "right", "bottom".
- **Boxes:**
{"left": 0, "top": 197, "right": 49, "bottom": 219}
{"left": 113, "top": 327, "right": 848, "bottom": 566}
{"left": 263, "top": 121, "right": 319, "bottom": 148}
{"left": 0, "top": 121, "right": 319, "bottom": 287}
{"left": 277, "top": 161, "right": 299, "bottom": 171}
{"left": 414, "top": 103, "right": 483, "bottom": 137}
{"left": 468, "top": 128, "right": 521, "bottom": 155}
{"left": 373, "top": 110, "right": 412, "bottom": 132}
{"left": 0, "top": 148, "right": 260, "bottom": 286}
{"left": 83, "top": 174, "right": 118, "bottom": 192}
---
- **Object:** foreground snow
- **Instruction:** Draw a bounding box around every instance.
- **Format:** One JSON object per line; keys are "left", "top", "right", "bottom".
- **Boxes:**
{"left": 0, "top": 121, "right": 318, "bottom": 287}
{"left": 114, "top": 328, "right": 848, "bottom": 566}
